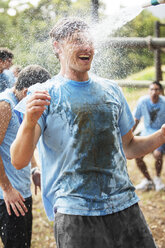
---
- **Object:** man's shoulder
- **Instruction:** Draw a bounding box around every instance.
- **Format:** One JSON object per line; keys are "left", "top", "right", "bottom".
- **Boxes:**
{"left": 28, "top": 75, "right": 60, "bottom": 93}
{"left": 90, "top": 74, "right": 120, "bottom": 93}
{"left": 159, "top": 95, "right": 165, "bottom": 103}
{"left": 137, "top": 95, "right": 149, "bottom": 104}
{"left": 0, "top": 88, "right": 12, "bottom": 100}
{"left": 91, "top": 74, "right": 118, "bottom": 85}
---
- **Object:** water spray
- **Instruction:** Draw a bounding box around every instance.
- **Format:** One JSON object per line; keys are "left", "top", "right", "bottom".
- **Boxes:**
{"left": 142, "top": 0, "right": 165, "bottom": 8}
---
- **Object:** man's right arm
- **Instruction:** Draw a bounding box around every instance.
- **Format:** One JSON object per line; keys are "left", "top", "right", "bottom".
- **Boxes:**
{"left": 10, "top": 91, "right": 51, "bottom": 169}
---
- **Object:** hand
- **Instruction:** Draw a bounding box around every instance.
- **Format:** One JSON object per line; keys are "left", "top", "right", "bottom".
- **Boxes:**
{"left": 3, "top": 187, "right": 28, "bottom": 217}
{"left": 25, "top": 91, "right": 51, "bottom": 128}
{"left": 32, "top": 169, "right": 41, "bottom": 195}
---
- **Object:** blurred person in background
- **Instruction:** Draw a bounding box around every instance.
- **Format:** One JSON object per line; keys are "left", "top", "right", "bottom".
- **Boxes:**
{"left": 0, "top": 65, "right": 51, "bottom": 248}
{"left": 133, "top": 81, "right": 165, "bottom": 192}
{"left": 0, "top": 48, "right": 15, "bottom": 92}
{"left": 10, "top": 65, "right": 22, "bottom": 81}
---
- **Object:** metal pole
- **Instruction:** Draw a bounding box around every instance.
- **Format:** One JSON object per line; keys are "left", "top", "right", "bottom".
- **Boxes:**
{"left": 104, "top": 37, "right": 165, "bottom": 48}
{"left": 154, "top": 21, "right": 162, "bottom": 81}
{"left": 91, "top": 0, "right": 99, "bottom": 23}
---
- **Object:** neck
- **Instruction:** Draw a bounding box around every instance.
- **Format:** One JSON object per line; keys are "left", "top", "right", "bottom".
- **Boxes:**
{"left": 151, "top": 97, "right": 159, "bottom": 104}
{"left": 60, "top": 68, "right": 89, "bottom": 82}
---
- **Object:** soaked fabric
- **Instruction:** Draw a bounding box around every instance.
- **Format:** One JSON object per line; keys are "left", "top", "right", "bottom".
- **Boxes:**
{"left": 0, "top": 88, "right": 31, "bottom": 199}
{"left": 0, "top": 73, "right": 11, "bottom": 93}
{"left": 0, "top": 70, "right": 15, "bottom": 93}
{"left": 15, "top": 73, "right": 138, "bottom": 221}
{"left": 133, "top": 95, "right": 165, "bottom": 136}
{"left": 0, "top": 197, "right": 32, "bottom": 248}
{"left": 4, "top": 69, "right": 16, "bottom": 86}
{"left": 54, "top": 203, "right": 157, "bottom": 248}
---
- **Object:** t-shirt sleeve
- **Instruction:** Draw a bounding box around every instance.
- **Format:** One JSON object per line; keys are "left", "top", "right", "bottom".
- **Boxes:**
{"left": 14, "top": 97, "right": 28, "bottom": 123}
{"left": 118, "top": 87, "right": 135, "bottom": 136}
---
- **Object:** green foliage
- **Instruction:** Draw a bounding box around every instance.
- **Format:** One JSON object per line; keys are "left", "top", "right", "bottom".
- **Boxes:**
{"left": 115, "top": 10, "right": 158, "bottom": 37}
{"left": 0, "top": 0, "right": 91, "bottom": 75}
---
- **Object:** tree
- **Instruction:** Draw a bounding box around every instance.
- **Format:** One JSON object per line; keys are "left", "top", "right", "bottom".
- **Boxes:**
{"left": 0, "top": 0, "right": 92, "bottom": 75}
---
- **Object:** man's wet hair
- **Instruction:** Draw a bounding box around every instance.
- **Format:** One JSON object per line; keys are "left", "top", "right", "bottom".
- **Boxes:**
{"left": 49, "top": 17, "right": 89, "bottom": 42}
{"left": 15, "top": 65, "right": 51, "bottom": 91}
{"left": 0, "top": 47, "right": 14, "bottom": 61}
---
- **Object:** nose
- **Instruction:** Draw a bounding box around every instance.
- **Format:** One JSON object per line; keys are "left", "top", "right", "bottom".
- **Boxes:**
{"left": 83, "top": 42, "right": 94, "bottom": 51}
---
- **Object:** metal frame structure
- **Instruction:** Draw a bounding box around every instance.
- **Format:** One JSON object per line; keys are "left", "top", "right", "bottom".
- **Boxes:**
{"left": 154, "top": 21, "right": 165, "bottom": 81}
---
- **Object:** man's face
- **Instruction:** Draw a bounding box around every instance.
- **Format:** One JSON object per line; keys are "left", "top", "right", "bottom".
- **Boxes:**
{"left": 0, "top": 58, "right": 13, "bottom": 71}
{"left": 149, "top": 84, "right": 161, "bottom": 103}
{"left": 58, "top": 31, "right": 94, "bottom": 76}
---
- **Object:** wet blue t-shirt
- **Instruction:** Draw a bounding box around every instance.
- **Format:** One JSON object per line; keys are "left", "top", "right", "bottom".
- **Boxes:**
{"left": 15, "top": 74, "right": 138, "bottom": 221}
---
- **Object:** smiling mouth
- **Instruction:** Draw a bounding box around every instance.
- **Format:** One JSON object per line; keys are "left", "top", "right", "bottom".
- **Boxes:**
{"left": 78, "top": 55, "right": 90, "bottom": 60}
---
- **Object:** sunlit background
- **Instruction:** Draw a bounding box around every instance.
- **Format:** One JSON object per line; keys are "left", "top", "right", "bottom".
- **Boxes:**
{"left": 5, "top": 0, "right": 165, "bottom": 18}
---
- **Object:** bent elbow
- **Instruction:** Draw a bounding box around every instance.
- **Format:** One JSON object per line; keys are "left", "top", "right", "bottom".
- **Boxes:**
{"left": 11, "top": 158, "right": 27, "bottom": 170}
{"left": 126, "top": 156, "right": 134, "bottom": 160}
{"left": 125, "top": 152, "right": 134, "bottom": 160}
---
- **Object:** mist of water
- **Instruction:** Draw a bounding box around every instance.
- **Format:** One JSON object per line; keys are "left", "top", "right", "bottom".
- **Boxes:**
{"left": 91, "top": 3, "right": 143, "bottom": 48}
{"left": 12, "top": 1, "right": 150, "bottom": 79}
{"left": 89, "top": 2, "right": 144, "bottom": 78}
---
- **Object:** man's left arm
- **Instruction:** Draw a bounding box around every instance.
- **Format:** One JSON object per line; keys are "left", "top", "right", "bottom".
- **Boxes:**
{"left": 122, "top": 124, "right": 165, "bottom": 160}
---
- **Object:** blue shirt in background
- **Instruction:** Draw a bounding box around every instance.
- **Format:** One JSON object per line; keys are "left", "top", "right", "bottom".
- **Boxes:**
{"left": 0, "top": 88, "right": 31, "bottom": 199}
{"left": 0, "top": 70, "right": 15, "bottom": 93}
{"left": 133, "top": 95, "right": 165, "bottom": 136}
{"left": 15, "top": 74, "right": 138, "bottom": 221}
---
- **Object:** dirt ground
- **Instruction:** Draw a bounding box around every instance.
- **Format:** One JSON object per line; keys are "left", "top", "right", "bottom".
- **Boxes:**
{"left": 127, "top": 154, "right": 165, "bottom": 248}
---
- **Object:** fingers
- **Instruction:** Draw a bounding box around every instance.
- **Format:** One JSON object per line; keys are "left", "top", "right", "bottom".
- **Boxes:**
{"left": 27, "top": 91, "right": 51, "bottom": 106}
{"left": 26, "top": 91, "right": 51, "bottom": 115}
{"left": 5, "top": 199, "right": 28, "bottom": 217}
{"left": 6, "top": 202, "right": 12, "bottom": 216}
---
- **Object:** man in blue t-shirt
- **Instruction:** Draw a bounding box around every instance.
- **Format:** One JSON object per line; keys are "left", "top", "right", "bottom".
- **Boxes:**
{"left": 0, "top": 47, "right": 15, "bottom": 93}
{"left": 10, "top": 17, "right": 165, "bottom": 248}
{"left": 133, "top": 81, "right": 165, "bottom": 192}
{"left": 0, "top": 65, "right": 51, "bottom": 247}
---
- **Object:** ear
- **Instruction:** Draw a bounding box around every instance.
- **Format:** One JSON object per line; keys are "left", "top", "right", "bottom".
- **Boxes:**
{"left": 23, "top": 88, "right": 28, "bottom": 97}
{"left": 53, "top": 41, "right": 61, "bottom": 55}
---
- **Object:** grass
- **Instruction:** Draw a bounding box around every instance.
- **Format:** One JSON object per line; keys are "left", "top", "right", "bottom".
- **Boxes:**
{"left": 126, "top": 65, "right": 165, "bottom": 81}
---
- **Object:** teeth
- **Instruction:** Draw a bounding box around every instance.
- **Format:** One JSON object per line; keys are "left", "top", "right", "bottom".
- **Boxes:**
{"left": 79, "top": 55, "right": 89, "bottom": 58}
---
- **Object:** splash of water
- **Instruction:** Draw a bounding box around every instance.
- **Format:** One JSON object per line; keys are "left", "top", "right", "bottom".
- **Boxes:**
{"left": 91, "top": 3, "right": 143, "bottom": 48}
{"left": 89, "top": 2, "right": 144, "bottom": 78}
